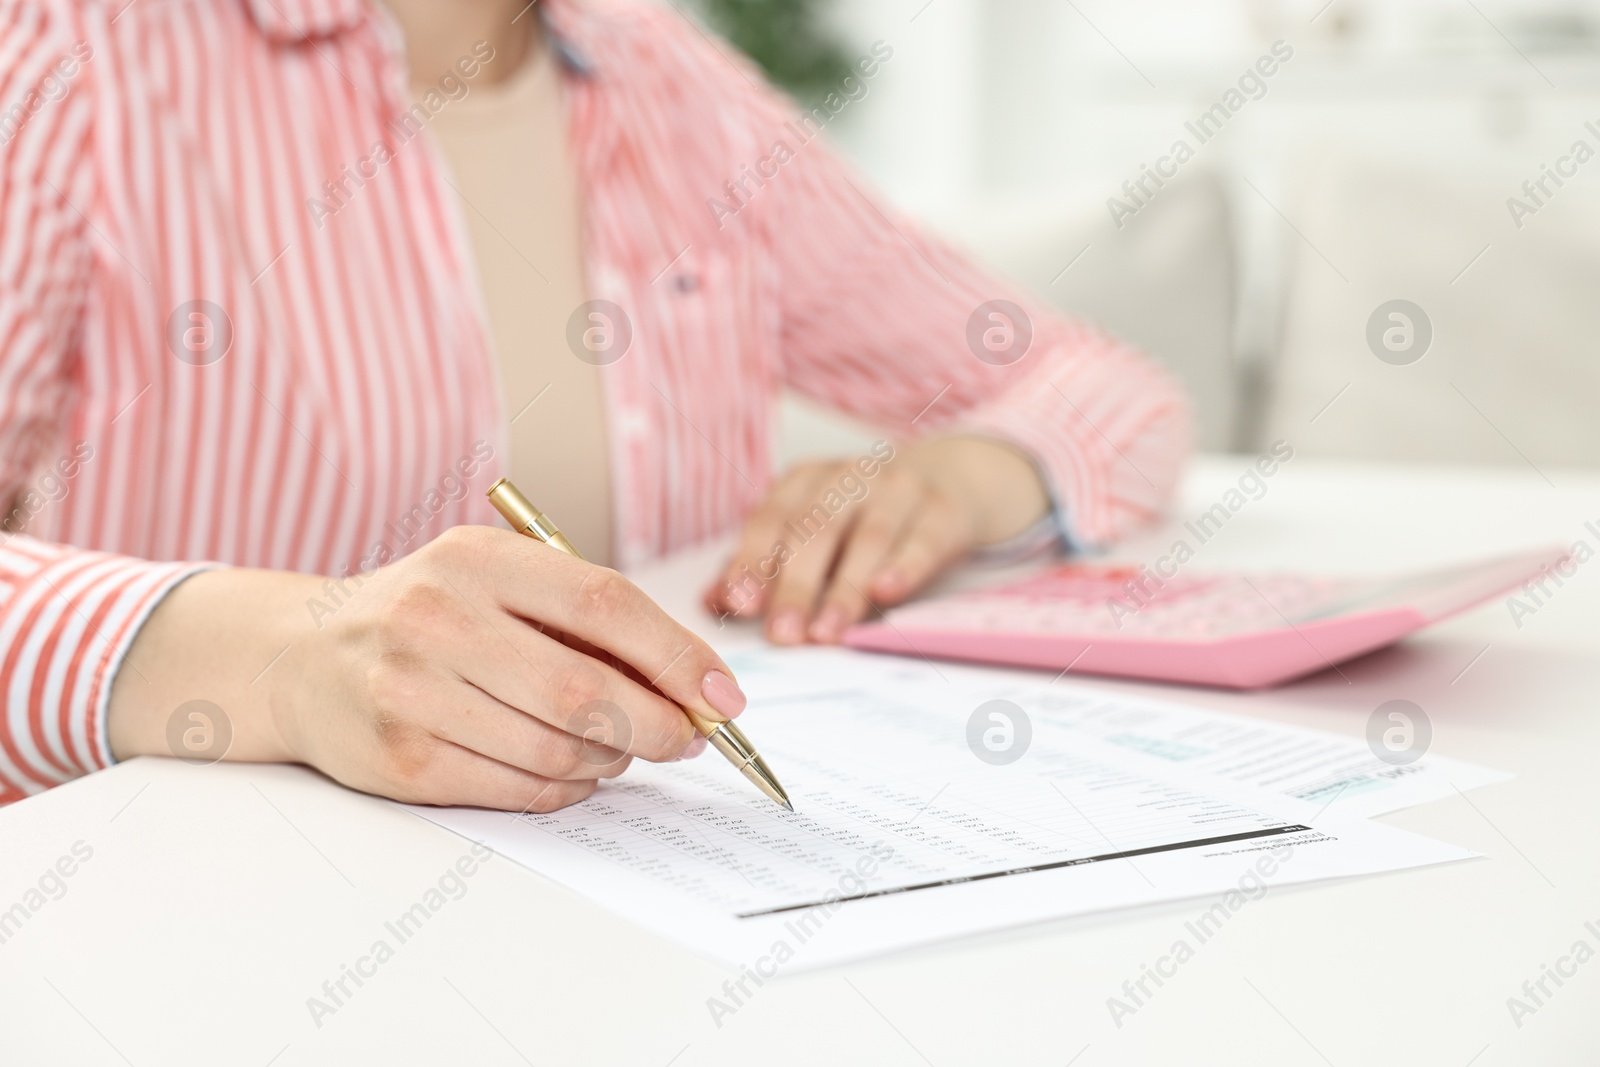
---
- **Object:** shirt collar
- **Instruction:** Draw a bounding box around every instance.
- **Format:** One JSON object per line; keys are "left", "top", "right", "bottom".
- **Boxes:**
{"left": 536, "top": 0, "right": 596, "bottom": 76}
{"left": 242, "top": 0, "right": 595, "bottom": 75}
{"left": 243, "top": 0, "right": 369, "bottom": 42}
{"left": 548, "top": 29, "right": 595, "bottom": 76}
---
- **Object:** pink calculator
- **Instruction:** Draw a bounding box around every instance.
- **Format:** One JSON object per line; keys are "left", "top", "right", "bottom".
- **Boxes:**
{"left": 842, "top": 548, "right": 1568, "bottom": 689}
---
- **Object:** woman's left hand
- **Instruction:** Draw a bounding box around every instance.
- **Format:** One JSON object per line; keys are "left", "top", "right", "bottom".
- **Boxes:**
{"left": 703, "top": 436, "right": 1050, "bottom": 645}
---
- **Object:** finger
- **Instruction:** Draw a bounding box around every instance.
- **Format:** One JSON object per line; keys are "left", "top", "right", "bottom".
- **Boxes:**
{"left": 708, "top": 465, "right": 831, "bottom": 617}
{"left": 468, "top": 621, "right": 699, "bottom": 763}
{"left": 408, "top": 672, "right": 634, "bottom": 780}
{"left": 428, "top": 527, "right": 751, "bottom": 727}
{"left": 868, "top": 493, "right": 976, "bottom": 606}
{"left": 762, "top": 488, "right": 863, "bottom": 645}
{"left": 366, "top": 724, "right": 599, "bottom": 812}
{"left": 702, "top": 569, "right": 734, "bottom": 616}
{"left": 808, "top": 481, "right": 922, "bottom": 643}
{"left": 370, "top": 573, "right": 699, "bottom": 763}
{"left": 553, "top": 632, "right": 656, "bottom": 699}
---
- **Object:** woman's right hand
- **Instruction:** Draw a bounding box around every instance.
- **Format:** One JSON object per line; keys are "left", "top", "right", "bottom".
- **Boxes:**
{"left": 108, "top": 525, "right": 748, "bottom": 811}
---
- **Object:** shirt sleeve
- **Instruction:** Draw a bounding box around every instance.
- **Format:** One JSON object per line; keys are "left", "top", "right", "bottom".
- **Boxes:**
{"left": 739, "top": 59, "right": 1192, "bottom": 548}
{"left": 0, "top": 540, "right": 214, "bottom": 803}
{"left": 0, "top": 4, "right": 212, "bottom": 803}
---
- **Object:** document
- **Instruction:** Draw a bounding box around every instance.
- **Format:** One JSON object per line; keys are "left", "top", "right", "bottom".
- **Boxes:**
{"left": 413, "top": 649, "right": 1484, "bottom": 970}
{"left": 726, "top": 646, "right": 1511, "bottom": 820}
{"left": 1004, "top": 682, "right": 1509, "bottom": 819}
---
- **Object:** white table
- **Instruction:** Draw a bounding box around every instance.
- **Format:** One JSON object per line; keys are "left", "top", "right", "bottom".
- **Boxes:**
{"left": 3, "top": 457, "right": 1597, "bottom": 1066}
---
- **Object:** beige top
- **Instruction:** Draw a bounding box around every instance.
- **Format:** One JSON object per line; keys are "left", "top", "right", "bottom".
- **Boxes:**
{"left": 418, "top": 46, "right": 614, "bottom": 564}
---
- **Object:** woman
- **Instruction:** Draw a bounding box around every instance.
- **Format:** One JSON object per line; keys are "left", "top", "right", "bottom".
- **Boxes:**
{"left": 0, "top": 0, "right": 1188, "bottom": 808}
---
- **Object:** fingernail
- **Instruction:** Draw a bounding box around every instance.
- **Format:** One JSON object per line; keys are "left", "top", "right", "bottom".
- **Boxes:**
{"left": 682, "top": 734, "right": 708, "bottom": 759}
{"left": 872, "top": 569, "right": 907, "bottom": 598}
{"left": 701, "top": 669, "right": 747, "bottom": 718}
{"left": 770, "top": 608, "right": 805, "bottom": 645}
{"left": 809, "top": 605, "right": 849, "bottom": 644}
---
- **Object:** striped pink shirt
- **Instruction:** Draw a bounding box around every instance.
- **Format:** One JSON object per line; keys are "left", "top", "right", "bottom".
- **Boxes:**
{"left": 0, "top": 0, "right": 1189, "bottom": 802}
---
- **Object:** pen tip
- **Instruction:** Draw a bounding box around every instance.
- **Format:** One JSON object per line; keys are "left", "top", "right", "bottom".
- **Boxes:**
{"left": 782, "top": 800, "right": 795, "bottom": 812}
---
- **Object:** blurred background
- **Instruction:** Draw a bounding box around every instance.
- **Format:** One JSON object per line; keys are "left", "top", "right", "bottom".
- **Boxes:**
{"left": 689, "top": 0, "right": 1600, "bottom": 472}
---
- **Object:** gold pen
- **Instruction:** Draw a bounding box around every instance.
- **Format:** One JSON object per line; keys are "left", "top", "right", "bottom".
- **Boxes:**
{"left": 487, "top": 477, "right": 794, "bottom": 811}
